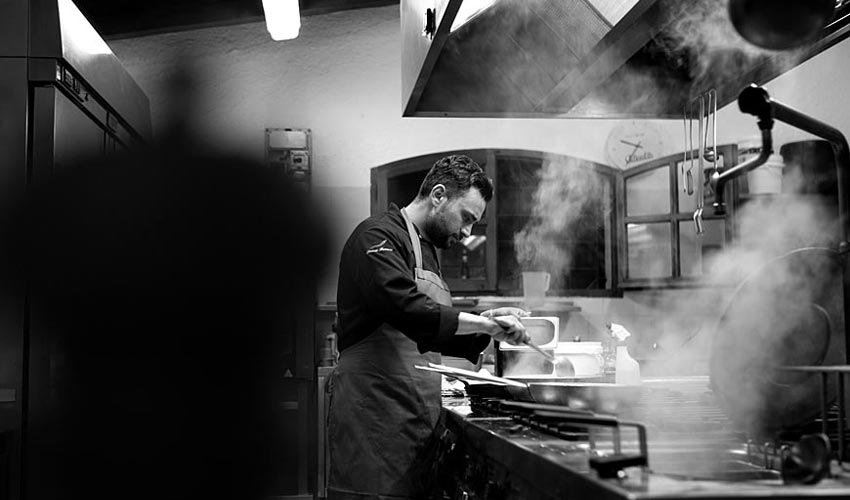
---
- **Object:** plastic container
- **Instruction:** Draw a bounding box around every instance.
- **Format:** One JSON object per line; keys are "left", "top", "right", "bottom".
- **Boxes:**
{"left": 738, "top": 136, "right": 784, "bottom": 194}
{"left": 496, "top": 317, "right": 559, "bottom": 377}
{"left": 748, "top": 154, "right": 785, "bottom": 194}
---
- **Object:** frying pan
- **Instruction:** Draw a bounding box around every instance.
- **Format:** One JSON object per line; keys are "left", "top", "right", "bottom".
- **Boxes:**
{"left": 710, "top": 247, "right": 846, "bottom": 435}
{"left": 417, "top": 363, "right": 640, "bottom": 414}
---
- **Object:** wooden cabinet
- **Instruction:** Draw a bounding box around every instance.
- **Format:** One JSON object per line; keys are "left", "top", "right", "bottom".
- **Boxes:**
{"left": 371, "top": 149, "right": 618, "bottom": 295}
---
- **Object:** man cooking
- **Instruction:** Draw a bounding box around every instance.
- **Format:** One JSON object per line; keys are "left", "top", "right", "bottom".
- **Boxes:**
{"left": 328, "top": 154, "right": 529, "bottom": 499}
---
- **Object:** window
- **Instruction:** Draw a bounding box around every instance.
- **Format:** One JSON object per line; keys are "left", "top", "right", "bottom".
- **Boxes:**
{"left": 372, "top": 149, "right": 617, "bottom": 296}
{"left": 619, "top": 145, "right": 738, "bottom": 287}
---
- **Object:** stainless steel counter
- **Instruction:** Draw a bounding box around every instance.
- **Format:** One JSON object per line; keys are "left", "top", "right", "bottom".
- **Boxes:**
{"left": 440, "top": 387, "right": 850, "bottom": 499}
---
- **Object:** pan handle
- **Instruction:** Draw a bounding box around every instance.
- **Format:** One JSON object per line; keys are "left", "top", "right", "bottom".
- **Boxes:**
{"left": 523, "top": 408, "right": 650, "bottom": 478}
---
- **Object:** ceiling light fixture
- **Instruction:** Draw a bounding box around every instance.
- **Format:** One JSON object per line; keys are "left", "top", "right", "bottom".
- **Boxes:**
{"left": 262, "top": 0, "right": 301, "bottom": 41}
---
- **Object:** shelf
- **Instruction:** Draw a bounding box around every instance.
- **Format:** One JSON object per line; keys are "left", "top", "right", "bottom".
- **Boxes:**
{"left": 739, "top": 192, "right": 836, "bottom": 200}
{"left": 472, "top": 296, "right": 582, "bottom": 313}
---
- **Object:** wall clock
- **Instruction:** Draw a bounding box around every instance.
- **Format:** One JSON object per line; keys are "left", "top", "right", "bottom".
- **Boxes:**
{"left": 604, "top": 121, "right": 666, "bottom": 169}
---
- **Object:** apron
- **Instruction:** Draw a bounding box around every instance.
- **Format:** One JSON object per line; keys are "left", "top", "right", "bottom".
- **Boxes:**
{"left": 327, "top": 209, "right": 452, "bottom": 500}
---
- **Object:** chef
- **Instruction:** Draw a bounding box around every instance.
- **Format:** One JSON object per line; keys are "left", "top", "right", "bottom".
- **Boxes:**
{"left": 328, "top": 154, "right": 529, "bottom": 499}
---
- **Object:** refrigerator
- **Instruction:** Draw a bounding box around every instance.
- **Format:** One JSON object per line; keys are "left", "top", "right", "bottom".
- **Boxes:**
{"left": 0, "top": 1, "right": 151, "bottom": 498}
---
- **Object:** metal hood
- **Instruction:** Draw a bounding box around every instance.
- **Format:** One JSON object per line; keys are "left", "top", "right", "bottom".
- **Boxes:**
{"left": 402, "top": 0, "right": 850, "bottom": 118}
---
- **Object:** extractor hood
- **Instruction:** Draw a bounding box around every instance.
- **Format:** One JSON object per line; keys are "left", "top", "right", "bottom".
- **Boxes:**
{"left": 402, "top": 0, "right": 850, "bottom": 118}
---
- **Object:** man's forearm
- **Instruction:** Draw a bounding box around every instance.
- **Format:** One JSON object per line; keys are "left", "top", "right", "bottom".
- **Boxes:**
{"left": 455, "top": 311, "right": 497, "bottom": 336}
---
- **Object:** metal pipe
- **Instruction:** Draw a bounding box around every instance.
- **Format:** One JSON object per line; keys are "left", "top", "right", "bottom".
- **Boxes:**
{"left": 710, "top": 128, "right": 773, "bottom": 215}
{"left": 722, "top": 84, "right": 850, "bottom": 365}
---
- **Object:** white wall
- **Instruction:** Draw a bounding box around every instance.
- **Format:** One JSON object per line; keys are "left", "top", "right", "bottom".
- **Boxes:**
{"left": 108, "top": 5, "right": 620, "bottom": 302}
{"left": 108, "top": 4, "right": 850, "bottom": 305}
{"left": 659, "top": 39, "right": 850, "bottom": 153}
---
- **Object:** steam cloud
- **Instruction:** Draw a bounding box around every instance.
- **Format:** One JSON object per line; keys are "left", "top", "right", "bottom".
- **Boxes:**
{"left": 513, "top": 156, "right": 607, "bottom": 287}
{"left": 658, "top": 0, "right": 805, "bottom": 82}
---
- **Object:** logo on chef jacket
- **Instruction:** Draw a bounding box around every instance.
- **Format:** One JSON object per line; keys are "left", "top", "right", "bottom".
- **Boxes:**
{"left": 366, "top": 239, "right": 393, "bottom": 255}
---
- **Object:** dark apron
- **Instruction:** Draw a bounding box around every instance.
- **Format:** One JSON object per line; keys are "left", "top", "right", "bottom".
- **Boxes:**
{"left": 327, "top": 209, "right": 452, "bottom": 500}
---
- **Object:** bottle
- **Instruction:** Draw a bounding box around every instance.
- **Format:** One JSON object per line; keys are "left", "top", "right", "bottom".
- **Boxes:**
{"left": 602, "top": 323, "right": 617, "bottom": 380}
{"left": 319, "top": 314, "right": 340, "bottom": 367}
{"left": 615, "top": 343, "right": 641, "bottom": 385}
{"left": 609, "top": 323, "right": 641, "bottom": 385}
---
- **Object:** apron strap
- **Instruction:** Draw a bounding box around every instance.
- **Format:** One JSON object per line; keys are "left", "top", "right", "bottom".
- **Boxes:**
{"left": 400, "top": 207, "right": 424, "bottom": 270}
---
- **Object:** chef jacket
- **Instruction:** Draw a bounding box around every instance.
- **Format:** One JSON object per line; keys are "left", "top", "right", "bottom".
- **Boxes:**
{"left": 337, "top": 203, "right": 489, "bottom": 361}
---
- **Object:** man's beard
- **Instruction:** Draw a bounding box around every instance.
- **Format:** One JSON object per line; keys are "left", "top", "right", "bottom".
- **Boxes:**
{"left": 423, "top": 214, "right": 455, "bottom": 249}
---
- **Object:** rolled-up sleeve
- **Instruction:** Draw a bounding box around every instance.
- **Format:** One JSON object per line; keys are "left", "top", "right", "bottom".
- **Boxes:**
{"left": 350, "top": 226, "right": 458, "bottom": 345}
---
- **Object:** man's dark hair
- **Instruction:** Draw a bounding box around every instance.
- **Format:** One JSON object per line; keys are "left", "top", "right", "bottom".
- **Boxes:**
{"left": 417, "top": 154, "right": 493, "bottom": 202}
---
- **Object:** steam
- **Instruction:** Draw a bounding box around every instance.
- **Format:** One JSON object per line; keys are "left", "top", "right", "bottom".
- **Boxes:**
{"left": 448, "top": 0, "right": 815, "bottom": 117}
{"left": 705, "top": 194, "right": 841, "bottom": 434}
{"left": 657, "top": 0, "right": 805, "bottom": 82}
{"left": 643, "top": 163, "right": 841, "bottom": 434}
{"left": 502, "top": 350, "right": 551, "bottom": 378}
{"left": 513, "top": 156, "right": 607, "bottom": 287}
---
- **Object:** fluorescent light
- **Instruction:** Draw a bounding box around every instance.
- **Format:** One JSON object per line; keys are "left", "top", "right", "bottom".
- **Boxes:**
{"left": 262, "top": 0, "right": 301, "bottom": 41}
{"left": 58, "top": 0, "right": 112, "bottom": 55}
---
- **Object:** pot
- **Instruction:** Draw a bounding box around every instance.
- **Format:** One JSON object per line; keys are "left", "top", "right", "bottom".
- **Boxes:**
{"left": 417, "top": 363, "right": 640, "bottom": 414}
{"left": 710, "top": 247, "right": 846, "bottom": 435}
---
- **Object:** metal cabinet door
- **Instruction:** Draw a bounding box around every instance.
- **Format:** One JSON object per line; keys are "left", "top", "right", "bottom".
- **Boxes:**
{"left": 25, "top": 85, "right": 107, "bottom": 500}
{"left": 31, "top": 86, "right": 106, "bottom": 182}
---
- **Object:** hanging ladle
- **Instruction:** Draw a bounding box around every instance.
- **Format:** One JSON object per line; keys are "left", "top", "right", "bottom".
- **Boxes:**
{"left": 703, "top": 89, "right": 717, "bottom": 165}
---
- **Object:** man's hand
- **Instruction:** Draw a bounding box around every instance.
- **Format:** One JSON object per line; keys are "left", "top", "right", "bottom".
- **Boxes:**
{"left": 480, "top": 307, "right": 530, "bottom": 319}
{"left": 489, "top": 315, "right": 529, "bottom": 346}
{"left": 455, "top": 311, "right": 528, "bottom": 341}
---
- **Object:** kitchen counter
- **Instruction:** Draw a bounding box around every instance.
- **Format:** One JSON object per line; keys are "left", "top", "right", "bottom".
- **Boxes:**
{"left": 453, "top": 296, "right": 582, "bottom": 313}
{"left": 439, "top": 391, "right": 850, "bottom": 499}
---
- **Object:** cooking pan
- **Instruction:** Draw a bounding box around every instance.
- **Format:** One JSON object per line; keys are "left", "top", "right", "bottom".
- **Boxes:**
{"left": 710, "top": 247, "right": 846, "bottom": 435}
{"left": 417, "top": 363, "right": 640, "bottom": 414}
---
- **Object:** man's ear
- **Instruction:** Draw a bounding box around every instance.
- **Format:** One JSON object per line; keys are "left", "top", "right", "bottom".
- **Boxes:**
{"left": 430, "top": 184, "right": 447, "bottom": 207}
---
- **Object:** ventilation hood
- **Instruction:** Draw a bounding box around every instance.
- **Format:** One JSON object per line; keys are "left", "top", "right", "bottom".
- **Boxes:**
{"left": 402, "top": 0, "right": 850, "bottom": 118}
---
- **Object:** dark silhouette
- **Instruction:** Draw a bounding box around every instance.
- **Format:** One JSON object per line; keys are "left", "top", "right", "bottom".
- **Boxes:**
{"left": 0, "top": 142, "right": 328, "bottom": 499}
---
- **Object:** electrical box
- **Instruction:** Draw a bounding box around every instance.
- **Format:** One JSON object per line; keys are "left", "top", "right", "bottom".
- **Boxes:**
{"left": 266, "top": 128, "right": 311, "bottom": 190}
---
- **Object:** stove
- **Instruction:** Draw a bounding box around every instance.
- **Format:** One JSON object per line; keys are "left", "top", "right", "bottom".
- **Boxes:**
{"left": 435, "top": 376, "right": 850, "bottom": 499}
